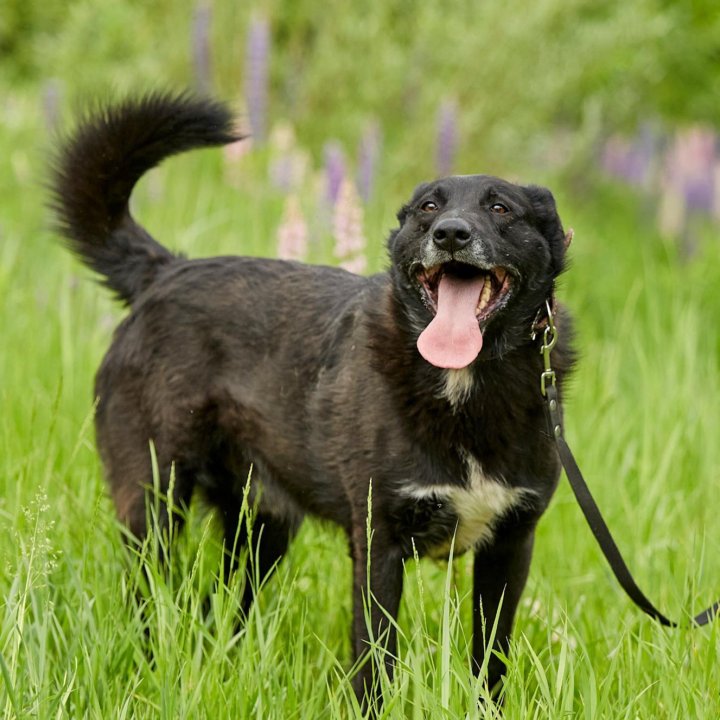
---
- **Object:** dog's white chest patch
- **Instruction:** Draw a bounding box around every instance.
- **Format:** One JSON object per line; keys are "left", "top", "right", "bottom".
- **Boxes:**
{"left": 440, "top": 368, "right": 475, "bottom": 408}
{"left": 409, "top": 455, "right": 530, "bottom": 557}
{"left": 447, "top": 460, "right": 525, "bottom": 553}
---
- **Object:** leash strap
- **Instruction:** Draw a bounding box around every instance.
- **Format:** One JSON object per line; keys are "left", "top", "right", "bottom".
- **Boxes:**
{"left": 536, "top": 303, "right": 719, "bottom": 627}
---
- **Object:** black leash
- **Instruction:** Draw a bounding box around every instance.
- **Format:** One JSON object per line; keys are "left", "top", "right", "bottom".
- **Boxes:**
{"left": 535, "top": 302, "right": 720, "bottom": 627}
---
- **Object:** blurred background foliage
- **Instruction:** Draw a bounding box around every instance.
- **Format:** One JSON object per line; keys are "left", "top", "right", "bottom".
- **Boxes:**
{"left": 3, "top": 0, "right": 720, "bottom": 334}
{"left": 2, "top": 0, "right": 720, "bottom": 176}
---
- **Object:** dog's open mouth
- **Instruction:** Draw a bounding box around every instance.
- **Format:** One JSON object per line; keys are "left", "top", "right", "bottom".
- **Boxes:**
{"left": 415, "top": 261, "right": 513, "bottom": 369}
{"left": 416, "top": 261, "right": 512, "bottom": 321}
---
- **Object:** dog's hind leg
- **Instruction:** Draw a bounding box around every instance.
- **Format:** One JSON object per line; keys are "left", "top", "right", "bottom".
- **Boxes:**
{"left": 201, "top": 464, "right": 300, "bottom": 616}
{"left": 201, "top": 395, "right": 306, "bottom": 611}
{"left": 96, "top": 395, "right": 197, "bottom": 558}
{"left": 215, "top": 503, "right": 298, "bottom": 616}
{"left": 236, "top": 512, "right": 298, "bottom": 616}
{"left": 107, "top": 451, "right": 197, "bottom": 559}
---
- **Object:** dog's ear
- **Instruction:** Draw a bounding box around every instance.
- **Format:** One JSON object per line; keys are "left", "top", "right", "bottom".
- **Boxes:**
{"left": 389, "top": 195, "right": 419, "bottom": 254}
{"left": 396, "top": 204, "right": 411, "bottom": 225}
{"left": 396, "top": 181, "right": 434, "bottom": 226}
{"left": 522, "top": 185, "right": 568, "bottom": 274}
{"left": 387, "top": 227, "right": 401, "bottom": 254}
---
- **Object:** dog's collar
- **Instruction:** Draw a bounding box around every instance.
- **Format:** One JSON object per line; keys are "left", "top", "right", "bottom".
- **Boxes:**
{"left": 530, "top": 293, "right": 557, "bottom": 338}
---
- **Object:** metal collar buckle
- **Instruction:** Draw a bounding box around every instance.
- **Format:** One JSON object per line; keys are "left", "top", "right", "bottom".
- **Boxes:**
{"left": 532, "top": 300, "right": 557, "bottom": 397}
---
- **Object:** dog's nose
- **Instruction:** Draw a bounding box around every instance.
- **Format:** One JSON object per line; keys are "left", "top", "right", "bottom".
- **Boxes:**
{"left": 432, "top": 217, "right": 472, "bottom": 253}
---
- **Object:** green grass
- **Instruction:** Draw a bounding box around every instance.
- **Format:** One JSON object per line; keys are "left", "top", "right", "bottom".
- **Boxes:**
{"left": 3, "top": 79, "right": 720, "bottom": 719}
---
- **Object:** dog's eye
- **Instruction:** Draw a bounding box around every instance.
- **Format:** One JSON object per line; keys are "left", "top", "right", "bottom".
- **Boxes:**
{"left": 420, "top": 201, "right": 439, "bottom": 212}
{"left": 490, "top": 203, "right": 510, "bottom": 215}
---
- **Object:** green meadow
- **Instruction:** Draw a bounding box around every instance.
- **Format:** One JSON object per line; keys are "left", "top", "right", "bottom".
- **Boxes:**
{"left": 2, "top": 2, "right": 720, "bottom": 717}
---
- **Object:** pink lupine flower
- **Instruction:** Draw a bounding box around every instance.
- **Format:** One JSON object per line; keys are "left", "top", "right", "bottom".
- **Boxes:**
{"left": 268, "top": 122, "right": 309, "bottom": 193}
{"left": 224, "top": 137, "right": 253, "bottom": 163}
{"left": 339, "top": 255, "right": 368, "bottom": 275}
{"left": 333, "top": 179, "right": 367, "bottom": 273}
{"left": 277, "top": 195, "right": 308, "bottom": 261}
{"left": 223, "top": 137, "right": 253, "bottom": 186}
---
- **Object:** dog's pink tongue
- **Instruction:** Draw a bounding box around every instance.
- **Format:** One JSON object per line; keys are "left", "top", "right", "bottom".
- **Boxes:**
{"left": 417, "top": 274, "right": 484, "bottom": 369}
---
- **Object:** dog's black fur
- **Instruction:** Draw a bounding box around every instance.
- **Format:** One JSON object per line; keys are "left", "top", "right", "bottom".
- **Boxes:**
{"left": 51, "top": 92, "right": 575, "bottom": 706}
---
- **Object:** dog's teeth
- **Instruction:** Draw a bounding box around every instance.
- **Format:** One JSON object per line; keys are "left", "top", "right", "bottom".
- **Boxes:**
{"left": 477, "top": 276, "right": 492, "bottom": 314}
{"left": 495, "top": 268, "right": 506, "bottom": 283}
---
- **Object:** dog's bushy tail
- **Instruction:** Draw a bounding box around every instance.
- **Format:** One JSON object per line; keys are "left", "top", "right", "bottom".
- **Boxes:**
{"left": 50, "top": 91, "right": 241, "bottom": 305}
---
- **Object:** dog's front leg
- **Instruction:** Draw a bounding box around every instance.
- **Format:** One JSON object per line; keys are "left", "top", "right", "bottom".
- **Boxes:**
{"left": 472, "top": 524, "right": 535, "bottom": 696}
{"left": 350, "top": 523, "right": 404, "bottom": 709}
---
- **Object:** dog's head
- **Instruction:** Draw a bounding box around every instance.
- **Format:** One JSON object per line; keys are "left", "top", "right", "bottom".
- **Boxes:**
{"left": 388, "top": 175, "right": 569, "bottom": 368}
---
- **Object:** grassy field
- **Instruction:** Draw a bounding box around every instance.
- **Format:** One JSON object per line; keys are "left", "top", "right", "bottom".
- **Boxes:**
{"left": 3, "top": 24, "right": 720, "bottom": 720}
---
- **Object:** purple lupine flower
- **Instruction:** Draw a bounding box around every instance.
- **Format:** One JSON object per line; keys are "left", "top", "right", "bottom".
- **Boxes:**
{"left": 600, "top": 135, "right": 624, "bottom": 177}
{"left": 269, "top": 123, "right": 297, "bottom": 192}
{"left": 245, "top": 15, "right": 270, "bottom": 143}
{"left": 601, "top": 127, "right": 659, "bottom": 190}
{"left": 601, "top": 135, "right": 645, "bottom": 187}
{"left": 436, "top": 99, "right": 458, "bottom": 177}
{"left": 277, "top": 195, "right": 308, "bottom": 260}
{"left": 324, "top": 141, "right": 346, "bottom": 206}
{"left": 192, "top": 3, "right": 213, "bottom": 95}
{"left": 676, "top": 127, "right": 715, "bottom": 213}
{"left": 357, "top": 120, "right": 382, "bottom": 203}
{"left": 712, "top": 159, "right": 720, "bottom": 222}
{"left": 622, "top": 144, "right": 649, "bottom": 187}
{"left": 42, "top": 79, "right": 62, "bottom": 133}
{"left": 333, "top": 179, "right": 367, "bottom": 273}
{"left": 661, "top": 133, "right": 680, "bottom": 190}
{"left": 635, "top": 123, "right": 661, "bottom": 192}
{"left": 600, "top": 136, "right": 619, "bottom": 176}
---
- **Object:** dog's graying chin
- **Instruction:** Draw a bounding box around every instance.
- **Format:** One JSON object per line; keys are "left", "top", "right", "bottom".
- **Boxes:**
{"left": 50, "top": 92, "right": 575, "bottom": 713}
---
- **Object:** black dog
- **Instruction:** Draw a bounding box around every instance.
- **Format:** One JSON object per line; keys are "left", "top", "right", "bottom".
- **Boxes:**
{"left": 51, "top": 92, "right": 574, "bottom": 706}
